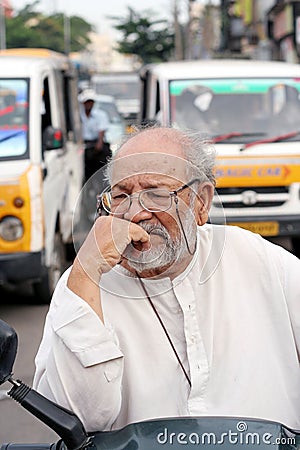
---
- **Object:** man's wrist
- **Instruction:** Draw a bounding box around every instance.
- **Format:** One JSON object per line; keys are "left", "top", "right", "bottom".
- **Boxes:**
{"left": 69, "top": 257, "right": 102, "bottom": 285}
{"left": 67, "top": 259, "right": 103, "bottom": 320}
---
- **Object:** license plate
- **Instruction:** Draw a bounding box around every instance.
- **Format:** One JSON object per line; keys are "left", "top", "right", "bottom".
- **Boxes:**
{"left": 228, "top": 221, "right": 279, "bottom": 236}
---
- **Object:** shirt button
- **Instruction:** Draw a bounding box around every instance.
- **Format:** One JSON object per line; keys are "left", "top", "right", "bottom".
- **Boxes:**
{"left": 190, "top": 335, "right": 196, "bottom": 344}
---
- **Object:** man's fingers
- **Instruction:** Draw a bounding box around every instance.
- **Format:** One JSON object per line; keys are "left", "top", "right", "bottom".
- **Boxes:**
{"left": 129, "top": 223, "right": 150, "bottom": 243}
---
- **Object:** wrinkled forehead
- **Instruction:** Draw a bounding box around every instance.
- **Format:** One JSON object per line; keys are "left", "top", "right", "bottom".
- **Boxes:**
{"left": 111, "top": 152, "right": 189, "bottom": 187}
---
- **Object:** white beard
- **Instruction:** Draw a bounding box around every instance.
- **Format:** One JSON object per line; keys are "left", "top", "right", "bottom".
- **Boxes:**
{"left": 123, "top": 218, "right": 196, "bottom": 273}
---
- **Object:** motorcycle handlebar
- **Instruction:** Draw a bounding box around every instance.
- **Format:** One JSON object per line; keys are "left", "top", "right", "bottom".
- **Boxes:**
{"left": 7, "top": 382, "right": 89, "bottom": 450}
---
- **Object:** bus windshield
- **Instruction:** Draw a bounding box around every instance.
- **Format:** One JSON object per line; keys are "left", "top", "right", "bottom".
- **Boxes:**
{"left": 169, "top": 78, "right": 300, "bottom": 142}
{"left": 0, "top": 79, "right": 28, "bottom": 160}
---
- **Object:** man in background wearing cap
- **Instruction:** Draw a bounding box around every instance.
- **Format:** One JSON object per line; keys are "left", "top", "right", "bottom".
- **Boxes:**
{"left": 79, "top": 89, "right": 111, "bottom": 182}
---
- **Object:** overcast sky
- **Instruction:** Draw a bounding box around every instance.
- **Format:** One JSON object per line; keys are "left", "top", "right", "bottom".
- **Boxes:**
{"left": 11, "top": 0, "right": 178, "bottom": 35}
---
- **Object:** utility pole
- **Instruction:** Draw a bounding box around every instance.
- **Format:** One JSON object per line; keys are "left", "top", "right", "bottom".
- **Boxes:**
{"left": 185, "top": 0, "right": 191, "bottom": 59}
{"left": 174, "top": 0, "right": 184, "bottom": 60}
{"left": 173, "top": 0, "right": 199, "bottom": 60}
{"left": 0, "top": 2, "right": 6, "bottom": 50}
{"left": 64, "top": 14, "right": 71, "bottom": 55}
{"left": 220, "top": 0, "right": 230, "bottom": 51}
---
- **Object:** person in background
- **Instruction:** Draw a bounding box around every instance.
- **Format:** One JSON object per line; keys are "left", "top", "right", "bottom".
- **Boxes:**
{"left": 79, "top": 88, "right": 111, "bottom": 182}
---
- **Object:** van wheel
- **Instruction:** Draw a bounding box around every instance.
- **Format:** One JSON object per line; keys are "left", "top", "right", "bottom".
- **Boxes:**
{"left": 292, "top": 237, "right": 300, "bottom": 258}
{"left": 33, "top": 232, "right": 67, "bottom": 304}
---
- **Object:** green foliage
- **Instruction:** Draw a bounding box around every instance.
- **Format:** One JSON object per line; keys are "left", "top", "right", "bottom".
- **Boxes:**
{"left": 49, "top": 14, "right": 93, "bottom": 52}
{"left": 111, "top": 8, "right": 175, "bottom": 64}
{"left": 5, "top": 2, "right": 175, "bottom": 61}
{"left": 5, "top": 1, "right": 92, "bottom": 53}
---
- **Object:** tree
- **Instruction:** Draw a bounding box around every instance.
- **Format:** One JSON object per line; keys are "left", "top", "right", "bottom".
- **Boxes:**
{"left": 111, "top": 8, "right": 175, "bottom": 64}
{"left": 5, "top": 1, "right": 92, "bottom": 53}
{"left": 50, "top": 14, "right": 93, "bottom": 52}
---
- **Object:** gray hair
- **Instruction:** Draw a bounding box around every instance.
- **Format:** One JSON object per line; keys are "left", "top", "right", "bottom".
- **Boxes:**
{"left": 176, "top": 128, "right": 216, "bottom": 186}
{"left": 104, "top": 125, "right": 216, "bottom": 186}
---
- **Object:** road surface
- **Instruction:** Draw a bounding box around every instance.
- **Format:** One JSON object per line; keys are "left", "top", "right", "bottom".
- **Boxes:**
{"left": 0, "top": 287, "right": 59, "bottom": 444}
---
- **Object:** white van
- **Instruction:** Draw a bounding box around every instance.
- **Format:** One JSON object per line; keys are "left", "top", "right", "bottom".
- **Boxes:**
{"left": 91, "top": 72, "right": 140, "bottom": 127}
{"left": 0, "top": 48, "right": 84, "bottom": 302}
{"left": 140, "top": 59, "right": 300, "bottom": 252}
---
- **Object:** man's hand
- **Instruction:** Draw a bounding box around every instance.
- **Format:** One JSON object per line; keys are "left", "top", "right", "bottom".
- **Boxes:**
{"left": 94, "top": 130, "right": 105, "bottom": 152}
{"left": 67, "top": 216, "right": 150, "bottom": 319}
{"left": 94, "top": 140, "right": 103, "bottom": 152}
{"left": 77, "top": 216, "right": 150, "bottom": 278}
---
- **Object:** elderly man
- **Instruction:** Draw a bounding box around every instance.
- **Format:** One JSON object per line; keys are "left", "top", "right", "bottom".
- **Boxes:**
{"left": 33, "top": 126, "right": 300, "bottom": 433}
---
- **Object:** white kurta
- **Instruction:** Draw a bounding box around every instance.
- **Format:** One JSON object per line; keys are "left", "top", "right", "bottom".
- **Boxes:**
{"left": 33, "top": 224, "right": 300, "bottom": 432}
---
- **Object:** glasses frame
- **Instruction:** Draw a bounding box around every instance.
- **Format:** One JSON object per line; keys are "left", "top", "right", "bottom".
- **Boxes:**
{"left": 96, "top": 177, "right": 201, "bottom": 255}
{"left": 97, "top": 178, "right": 201, "bottom": 217}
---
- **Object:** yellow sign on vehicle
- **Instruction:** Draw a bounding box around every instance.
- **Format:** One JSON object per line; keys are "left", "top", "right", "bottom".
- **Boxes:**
{"left": 228, "top": 221, "right": 279, "bottom": 236}
{"left": 126, "top": 124, "right": 135, "bottom": 134}
{"left": 215, "top": 159, "right": 300, "bottom": 187}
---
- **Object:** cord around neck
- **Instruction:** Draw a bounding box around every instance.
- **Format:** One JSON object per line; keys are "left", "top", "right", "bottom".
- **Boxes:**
{"left": 135, "top": 271, "right": 192, "bottom": 388}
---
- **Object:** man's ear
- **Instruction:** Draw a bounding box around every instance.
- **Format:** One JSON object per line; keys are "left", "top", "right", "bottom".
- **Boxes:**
{"left": 194, "top": 182, "right": 215, "bottom": 226}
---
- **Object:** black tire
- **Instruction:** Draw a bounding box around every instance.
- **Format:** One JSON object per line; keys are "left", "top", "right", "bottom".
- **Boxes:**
{"left": 33, "top": 232, "right": 67, "bottom": 304}
{"left": 292, "top": 236, "right": 300, "bottom": 258}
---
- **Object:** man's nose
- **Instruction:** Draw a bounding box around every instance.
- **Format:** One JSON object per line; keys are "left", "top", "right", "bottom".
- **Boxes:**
{"left": 123, "top": 195, "right": 152, "bottom": 223}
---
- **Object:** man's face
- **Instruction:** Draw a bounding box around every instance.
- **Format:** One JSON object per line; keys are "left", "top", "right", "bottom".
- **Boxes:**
{"left": 84, "top": 99, "right": 94, "bottom": 114}
{"left": 110, "top": 131, "right": 198, "bottom": 275}
{"left": 114, "top": 173, "right": 197, "bottom": 274}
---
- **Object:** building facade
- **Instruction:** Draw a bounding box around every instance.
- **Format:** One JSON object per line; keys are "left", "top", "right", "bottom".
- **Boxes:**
{"left": 267, "top": 0, "right": 300, "bottom": 63}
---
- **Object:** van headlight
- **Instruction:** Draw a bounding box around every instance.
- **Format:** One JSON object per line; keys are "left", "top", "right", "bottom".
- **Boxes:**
{"left": 0, "top": 216, "right": 24, "bottom": 241}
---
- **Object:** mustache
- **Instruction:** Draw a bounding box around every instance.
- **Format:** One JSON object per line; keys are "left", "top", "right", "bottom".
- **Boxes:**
{"left": 137, "top": 221, "right": 170, "bottom": 239}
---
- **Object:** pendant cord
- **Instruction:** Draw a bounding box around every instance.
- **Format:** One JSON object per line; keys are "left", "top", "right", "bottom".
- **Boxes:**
{"left": 174, "top": 196, "right": 197, "bottom": 255}
{"left": 136, "top": 272, "right": 192, "bottom": 388}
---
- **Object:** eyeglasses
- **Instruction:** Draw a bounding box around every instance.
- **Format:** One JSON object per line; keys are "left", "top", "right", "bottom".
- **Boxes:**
{"left": 97, "top": 178, "right": 200, "bottom": 216}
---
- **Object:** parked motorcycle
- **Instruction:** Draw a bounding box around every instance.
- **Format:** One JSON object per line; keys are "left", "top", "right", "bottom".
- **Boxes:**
{"left": 0, "top": 319, "right": 299, "bottom": 450}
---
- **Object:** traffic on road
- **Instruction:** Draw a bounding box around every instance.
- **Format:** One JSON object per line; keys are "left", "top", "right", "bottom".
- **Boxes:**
{"left": 0, "top": 48, "right": 299, "bottom": 448}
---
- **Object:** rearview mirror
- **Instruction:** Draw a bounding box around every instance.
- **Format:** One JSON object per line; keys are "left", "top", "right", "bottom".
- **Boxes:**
{"left": 0, "top": 319, "right": 18, "bottom": 385}
{"left": 42, "top": 126, "right": 64, "bottom": 150}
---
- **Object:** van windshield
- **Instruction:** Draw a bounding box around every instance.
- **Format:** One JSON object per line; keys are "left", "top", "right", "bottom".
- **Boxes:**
{"left": 94, "top": 81, "right": 139, "bottom": 100}
{"left": 0, "top": 79, "right": 28, "bottom": 160}
{"left": 94, "top": 100, "right": 122, "bottom": 123}
{"left": 169, "top": 78, "right": 300, "bottom": 142}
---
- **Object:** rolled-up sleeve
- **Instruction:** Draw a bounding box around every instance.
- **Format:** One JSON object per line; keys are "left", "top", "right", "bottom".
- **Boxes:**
{"left": 33, "top": 267, "right": 124, "bottom": 431}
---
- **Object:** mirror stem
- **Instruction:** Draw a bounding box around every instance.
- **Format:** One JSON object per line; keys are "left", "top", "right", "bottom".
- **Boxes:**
{"left": 7, "top": 379, "right": 90, "bottom": 450}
